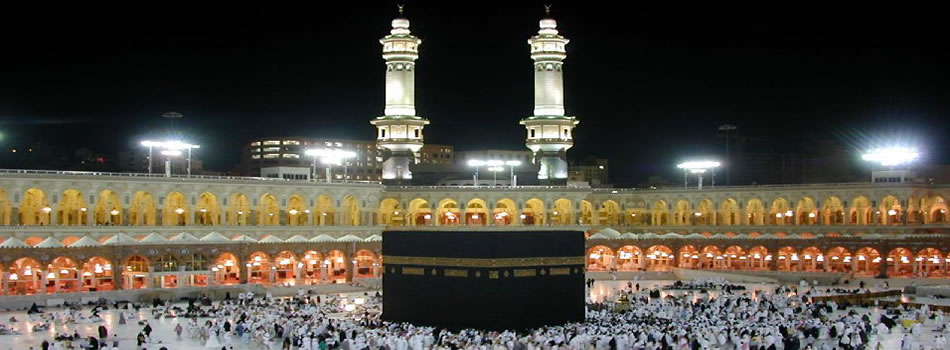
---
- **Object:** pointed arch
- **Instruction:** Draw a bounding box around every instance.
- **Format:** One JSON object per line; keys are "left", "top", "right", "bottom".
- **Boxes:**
{"left": 408, "top": 198, "right": 432, "bottom": 226}
{"left": 695, "top": 199, "right": 715, "bottom": 225}
{"left": 378, "top": 198, "right": 402, "bottom": 226}
{"left": 822, "top": 196, "right": 845, "bottom": 225}
{"left": 162, "top": 191, "right": 190, "bottom": 226}
{"left": 256, "top": 193, "right": 279, "bottom": 225}
{"left": 129, "top": 191, "right": 156, "bottom": 226}
{"left": 195, "top": 192, "right": 220, "bottom": 225}
{"left": 342, "top": 195, "right": 361, "bottom": 226}
{"left": 745, "top": 198, "right": 764, "bottom": 225}
{"left": 651, "top": 200, "right": 669, "bottom": 225}
{"left": 0, "top": 188, "right": 11, "bottom": 225}
{"left": 465, "top": 198, "right": 488, "bottom": 225}
{"left": 673, "top": 199, "right": 692, "bottom": 225}
{"left": 553, "top": 198, "right": 573, "bottom": 225}
{"left": 226, "top": 193, "right": 250, "bottom": 225}
{"left": 286, "top": 194, "right": 308, "bottom": 226}
{"left": 522, "top": 198, "right": 545, "bottom": 226}
{"left": 880, "top": 195, "right": 902, "bottom": 225}
{"left": 19, "top": 188, "right": 51, "bottom": 225}
{"left": 56, "top": 189, "right": 89, "bottom": 225}
{"left": 315, "top": 194, "right": 336, "bottom": 226}
{"left": 493, "top": 198, "right": 516, "bottom": 226}
{"left": 718, "top": 198, "right": 739, "bottom": 226}
{"left": 438, "top": 198, "right": 460, "bottom": 226}
{"left": 768, "top": 197, "right": 792, "bottom": 225}
{"left": 580, "top": 200, "right": 594, "bottom": 225}
{"left": 796, "top": 197, "right": 817, "bottom": 225}
{"left": 850, "top": 196, "right": 871, "bottom": 225}
{"left": 93, "top": 189, "right": 122, "bottom": 225}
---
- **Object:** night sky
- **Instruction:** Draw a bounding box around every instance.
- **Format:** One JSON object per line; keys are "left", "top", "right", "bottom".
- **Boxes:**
{"left": 1, "top": 2, "right": 947, "bottom": 184}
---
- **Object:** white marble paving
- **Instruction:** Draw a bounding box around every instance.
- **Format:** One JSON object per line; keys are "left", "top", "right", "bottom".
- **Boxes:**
{"left": 0, "top": 281, "right": 947, "bottom": 349}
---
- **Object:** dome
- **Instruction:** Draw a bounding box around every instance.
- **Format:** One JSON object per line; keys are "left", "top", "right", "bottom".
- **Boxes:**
{"left": 69, "top": 236, "right": 101, "bottom": 248}
{"left": 285, "top": 235, "right": 309, "bottom": 243}
{"left": 232, "top": 234, "right": 258, "bottom": 243}
{"left": 102, "top": 233, "right": 137, "bottom": 245}
{"left": 258, "top": 235, "right": 285, "bottom": 244}
{"left": 34, "top": 237, "right": 63, "bottom": 248}
{"left": 364, "top": 234, "right": 383, "bottom": 242}
{"left": 620, "top": 232, "right": 639, "bottom": 240}
{"left": 660, "top": 232, "right": 682, "bottom": 239}
{"left": 310, "top": 234, "right": 336, "bottom": 243}
{"left": 0, "top": 237, "right": 30, "bottom": 248}
{"left": 200, "top": 232, "right": 231, "bottom": 242}
{"left": 337, "top": 235, "right": 364, "bottom": 242}
{"left": 140, "top": 233, "right": 169, "bottom": 243}
{"left": 684, "top": 233, "right": 706, "bottom": 239}
{"left": 169, "top": 232, "right": 200, "bottom": 242}
{"left": 596, "top": 228, "right": 622, "bottom": 239}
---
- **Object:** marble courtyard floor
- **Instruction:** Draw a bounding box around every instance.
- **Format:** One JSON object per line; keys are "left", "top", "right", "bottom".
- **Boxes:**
{"left": 0, "top": 280, "right": 947, "bottom": 349}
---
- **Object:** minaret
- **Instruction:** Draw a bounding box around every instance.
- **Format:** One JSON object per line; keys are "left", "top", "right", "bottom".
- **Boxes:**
{"left": 520, "top": 6, "right": 578, "bottom": 183}
{"left": 371, "top": 5, "right": 429, "bottom": 182}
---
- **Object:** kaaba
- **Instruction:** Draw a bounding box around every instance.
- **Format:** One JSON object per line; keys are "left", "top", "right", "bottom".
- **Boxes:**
{"left": 382, "top": 230, "right": 585, "bottom": 330}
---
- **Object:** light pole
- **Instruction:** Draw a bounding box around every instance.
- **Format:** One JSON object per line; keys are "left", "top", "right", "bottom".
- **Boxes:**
{"left": 506, "top": 160, "right": 522, "bottom": 187}
{"left": 861, "top": 146, "right": 920, "bottom": 183}
{"left": 141, "top": 140, "right": 200, "bottom": 177}
{"left": 676, "top": 161, "right": 721, "bottom": 189}
{"left": 718, "top": 124, "right": 736, "bottom": 185}
{"left": 485, "top": 160, "right": 503, "bottom": 186}
{"left": 467, "top": 160, "right": 485, "bottom": 186}
{"left": 305, "top": 149, "right": 356, "bottom": 183}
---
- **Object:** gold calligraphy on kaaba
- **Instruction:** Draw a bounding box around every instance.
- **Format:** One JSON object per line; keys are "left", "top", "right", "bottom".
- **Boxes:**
{"left": 444, "top": 269, "right": 468, "bottom": 277}
{"left": 550, "top": 267, "right": 571, "bottom": 275}
{"left": 402, "top": 267, "right": 425, "bottom": 275}
{"left": 513, "top": 269, "right": 536, "bottom": 277}
{"left": 383, "top": 256, "right": 584, "bottom": 268}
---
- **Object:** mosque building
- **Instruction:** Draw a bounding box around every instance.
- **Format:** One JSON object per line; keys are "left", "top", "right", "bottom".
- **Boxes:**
{"left": 0, "top": 8, "right": 948, "bottom": 297}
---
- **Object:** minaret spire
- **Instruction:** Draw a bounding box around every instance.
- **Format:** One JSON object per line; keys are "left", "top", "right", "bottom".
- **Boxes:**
{"left": 519, "top": 7, "right": 578, "bottom": 184}
{"left": 397, "top": 4, "right": 404, "bottom": 16}
{"left": 371, "top": 6, "right": 429, "bottom": 183}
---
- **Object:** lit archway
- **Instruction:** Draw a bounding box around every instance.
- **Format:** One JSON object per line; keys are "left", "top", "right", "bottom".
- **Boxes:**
{"left": 19, "top": 188, "right": 51, "bottom": 225}
{"left": 257, "top": 194, "right": 280, "bottom": 225}
{"left": 93, "top": 190, "right": 123, "bottom": 225}
{"left": 287, "top": 194, "right": 309, "bottom": 226}
{"left": 748, "top": 246, "right": 769, "bottom": 270}
{"left": 342, "top": 196, "right": 361, "bottom": 226}
{"left": 822, "top": 196, "right": 845, "bottom": 225}
{"left": 719, "top": 198, "right": 739, "bottom": 226}
{"left": 123, "top": 256, "right": 149, "bottom": 290}
{"left": 796, "top": 197, "right": 817, "bottom": 225}
{"left": 645, "top": 245, "right": 673, "bottom": 271}
{"left": 745, "top": 198, "right": 764, "bottom": 225}
{"left": 493, "top": 199, "right": 516, "bottom": 225}
{"left": 378, "top": 198, "right": 402, "bottom": 226}
{"left": 274, "top": 251, "right": 297, "bottom": 285}
{"left": 723, "top": 246, "right": 747, "bottom": 270}
{"left": 916, "top": 248, "right": 944, "bottom": 277}
{"left": 128, "top": 191, "right": 156, "bottom": 225}
{"left": 553, "top": 198, "right": 573, "bottom": 225}
{"left": 438, "top": 198, "right": 460, "bottom": 226}
{"left": 246, "top": 252, "right": 272, "bottom": 285}
{"left": 825, "top": 246, "right": 852, "bottom": 273}
{"left": 880, "top": 195, "right": 903, "bottom": 225}
{"left": 854, "top": 247, "right": 881, "bottom": 276}
{"left": 673, "top": 200, "right": 691, "bottom": 225}
{"left": 81, "top": 257, "right": 114, "bottom": 292}
{"left": 162, "top": 192, "right": 189, "bottom": 226}
{"left": 769, "top": 198, "right": 792, "bottom": 225}
{"left": 326, "top": 250, "right": 347, "bottom": 282}
{"left": 0, "top": 188, "right": 12, "bottom": 225}
{"left": 408, "top": 198, "right": 432, "bottom": 226}
{"left": 355, "top": 250, "right": 380, "bottom": 278}
{"left": 600, "top": 200, "right": 620, "bottom": 226}
{"left": 651, "top": 200, "right": 669, "bottom": 225}
{"left": 315, "top": 195, "right": 336, "bottom": 226}
{"left": 226, "top": 193, "right": 250, "bottom": 225}
{"left": 465, "top": 198, "right": 488, "bottom": 225}
{"left": 212, "top": 253, "right": 240, "bottom": 285}
{"left": 617, "top": 245, "right": 642, "bottom": 271}
{"left": 850, "top": 196, "right": 872, "bottom": 225}
{"left": 580, "top": 200, "right": 594, "bottom": 225}
{"left": 678, "top": 245, "right": 700, "bottom": 268}
{"left": 300, "top": 251, "right": 323, "bottom": 284}
{"left": 5, "top": 257, "right": 43, "bottom": 295}
{"left": 522, "top": 198, "right": 545, "bottom": 226}
{"left": 701, "top": 246, "right": 723, "bottom": 269}
{"left": 800, "top": 247, "right": 824, "bottom": 272}
{"left": 776, "top": 246, "right": 798, "bottom": 271}
{"left": 587, "top": 245, "right": 614, "bottom": 271}
{"left": 196, "top": 192, "right": 220, "bottom": 225}
{"left": 47, "top": 257, "right": 80, "bottom": 293}
{"left": 695, "top": 199, "right": 715, "bottom": 225}
{"left": 56, "top": 189, "right": 89, "bottom": 225}
{"left": 887, "top": 247, "right": 913, "bottom": 277}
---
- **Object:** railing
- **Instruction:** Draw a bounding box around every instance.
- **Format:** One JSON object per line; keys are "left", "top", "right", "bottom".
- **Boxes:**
{"left": 592, "top": 182, "right": 898, "bottom": 193}
{"left": 0, "top": 168, "right": 381, "bottom": 185}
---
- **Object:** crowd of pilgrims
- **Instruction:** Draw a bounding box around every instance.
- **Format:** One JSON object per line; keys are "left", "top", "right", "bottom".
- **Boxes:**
{"left": 3, "top": 279, "right": 950, "bottom": 350}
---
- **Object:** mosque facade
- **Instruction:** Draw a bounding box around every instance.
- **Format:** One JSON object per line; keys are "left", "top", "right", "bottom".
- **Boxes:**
{"left": 0, "top": 10, "right": 948, "bottom": 296}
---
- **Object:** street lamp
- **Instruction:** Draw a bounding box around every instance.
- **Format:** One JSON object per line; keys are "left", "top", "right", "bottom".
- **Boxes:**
{"left": 676, "top": 161, "right": 721, "bottom": 189}
{"left": 141, "top": 140, "right": 200, "bottom": 177}
{"left": 306, "top": 149, "right": 356, "bottom": 182}
{"left": 506, "top": 160, "right": 521, "bottom": 187}
{"left": 467, "top": 160, "right": 485, "bottom": 186}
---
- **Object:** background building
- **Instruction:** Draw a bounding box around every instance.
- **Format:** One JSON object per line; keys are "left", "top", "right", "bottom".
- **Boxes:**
{"left": 241, "top": 137, "right": 382, "bottom": 181}
{"left": 568, "top": 157, "right": 609, "bottom": 186}
{"left": 418, "top": 144, "right": 454, "bottom": 165}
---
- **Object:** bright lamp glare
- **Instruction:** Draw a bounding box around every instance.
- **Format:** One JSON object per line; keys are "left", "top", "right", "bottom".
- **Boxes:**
{"left": 505, "top": 160, "right": 522, "bottom": 166}
{"left": 160, "top": 150, "right": 182, "bottom": 157}
{"left": 467, "top": 160, "right": 485, "bottom": 167}
{"left": 485, "top": 160, "right": 504, "bottom": 166}
{"left": 862, "top": 147, "right": 919, "bottom": 166}
{"left": 677, "top": 161, "right": 721, "bottom": 170}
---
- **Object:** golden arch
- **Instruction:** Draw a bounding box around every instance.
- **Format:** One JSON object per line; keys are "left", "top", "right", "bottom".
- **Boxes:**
{"left": 0, "top": 188, "right": 11, "bottom": 225}
{"left": 162, "top": 191, "right": 190, "bottom": 226}
{"left": 315, "top": 195, "right": 336, "bottom": 226}
{"left": 196, "top": 192, "right": 220, "bottom": 225}
{"left": 600, "top": 200, "right": 621, "bottom": 226}
{"left": 651, "top": 200, "right": 669, "bottom": 225}
{"left": 408, "top": 198, "right": 432, "bottom": 226}
{"left": 286, "top": 194, "right": 308, "bottom": 226}
{"left": 822, "top": 196, "right": 845, "bottom": 225}
{"left": 342, "top": 195, "right": 361, "bottom": 226}
{"left": 226, "top": 193, "right": 250, "bottom": 226}
{"left": 437, "top": 198, "right": 460, "bottom": 226}
{"left": 378, "top": 198, "right": 402, "bottom": 226}
{"left": 522, "top": 198, "right": 545, "bottom": 226}
{"left": 465, "top": 198, "right": 488, "bottom": 225}
{"left": 57, "top": 189, "right": 89, "bottom": 225}
{"left": 796, "top": 197, "right": 817, "bottom": 225}
{"left": 19, "top": 188, "right": 51, "bottom": 226}
{"left": 745, "top": 198, "right": 764, "bottom": 225}
{"left": 880, "top": 195, "right": 902, "bottom": 225}
{"left": 493, "top": 198, "right": 516, "bottom": 226}
{"left": 719, "top": 198, "right": 739, "bottom": 225}
{"left": 553, "top": 198, "right": 573, "bottom": 225}
{"left": 851, "top": 196, "right": 872, "bottom": 225}
{"left": 257, "top": 194, "right": 280, "bottom": 225}
{"left": 130, "top": 191, "right": 156, "bottom": 226}
{"left": 93, "top": 190, "right": 122, "bottom": 225}
{"left": 673, "top": 200, "right": 691, "bottom": 225}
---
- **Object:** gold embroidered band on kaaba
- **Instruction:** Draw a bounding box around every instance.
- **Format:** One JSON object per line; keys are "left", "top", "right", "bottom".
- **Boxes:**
{"left": 383, "top": 256, "right": 585, "bottom": 268}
